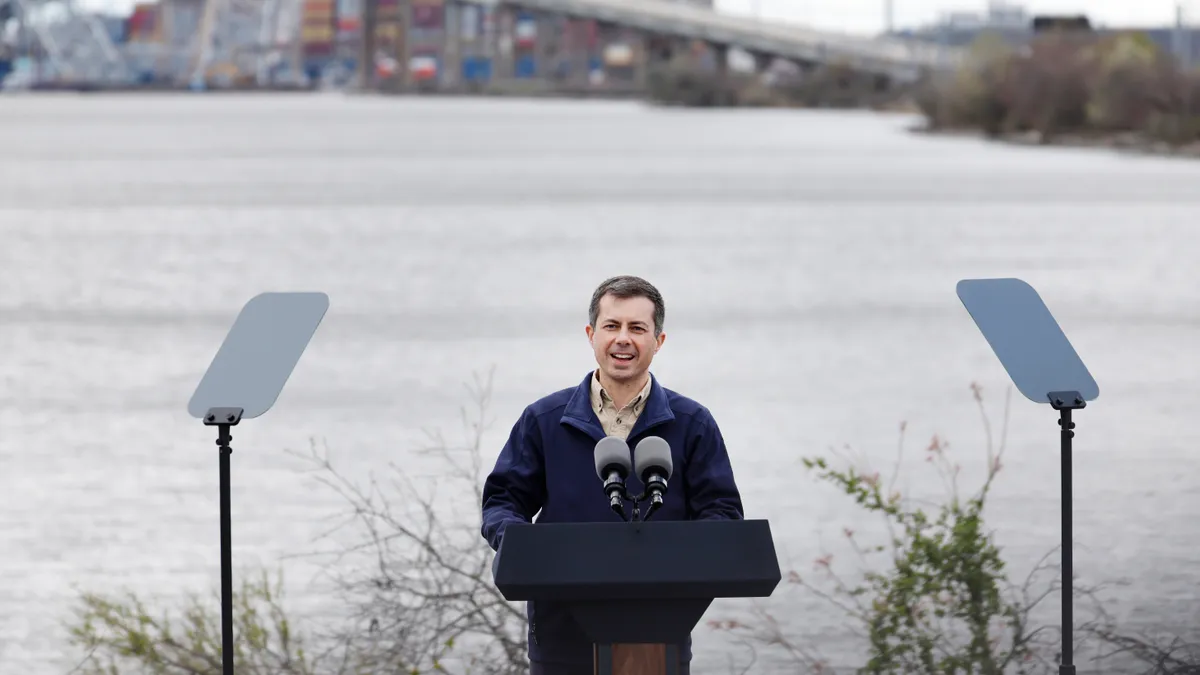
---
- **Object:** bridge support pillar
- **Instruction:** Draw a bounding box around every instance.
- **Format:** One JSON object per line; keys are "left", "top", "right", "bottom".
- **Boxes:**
{"left": 628, "top": 30, "right": 647, "bottom": 90}
{"left": 643, "top": 34, "right": 672, "bottom": 67}
{"left": 564, "top": 18, "right": 594, "bottom": 90}
{"left": 746, "top": 50, "right": 774, "bottom": 74}
{"left": 709, "top": 42, "right": 732, "bottom": 105}
{"left": 643, "top": 35, "right": 705, "bottom": 70}
{"left": 492, "top": 5, "right": 516, "bottom": 81}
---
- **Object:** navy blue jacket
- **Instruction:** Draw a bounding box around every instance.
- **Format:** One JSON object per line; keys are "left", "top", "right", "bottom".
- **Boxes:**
{"left": 480, "top": 371, "right": 745, "bottom": 666}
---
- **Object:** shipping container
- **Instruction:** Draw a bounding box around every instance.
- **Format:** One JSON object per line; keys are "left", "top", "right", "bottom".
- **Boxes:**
{"left": 410, "top": 54, "right": 438, "bottom": 80}
{"left": 461, "top": 56, "right": 491, "bottom": 82}
{"left": 514, "top": 13, "right": 536, "bottom": 49}
{"left": 412, "top": 0, "right": 444, "bottom": 29}
{"left": 515, "top": 54, "right": 535, "bottom": 78}
{"left": 603, "top": 43, "right": 632, "bottom": 67}
{"left": 126, "top": 3, "right": 160, "bottom": 42}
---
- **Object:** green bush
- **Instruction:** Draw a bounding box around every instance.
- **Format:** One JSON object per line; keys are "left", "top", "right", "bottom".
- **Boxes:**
{"left": 66, "top": 569, "right": 332, "bottom": 675}
{"left": 915, "top": 32, "right": 1015, "bottom": 134}
{"left": 645, "top": 54, "right": 907, "bottom": 110}
{"left": 918, "top": 31, "right": 1200, "bottom": 146}
{"left": 645, "top": 54, "right": 746, "bottom": 107}
{"left": 711, "top": 383, "right": 1057, "bottom": 673}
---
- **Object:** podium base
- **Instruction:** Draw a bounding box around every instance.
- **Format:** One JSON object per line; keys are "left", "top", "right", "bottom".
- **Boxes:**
{"left": 594, "top": 644, "right": 680, "bottom": 675}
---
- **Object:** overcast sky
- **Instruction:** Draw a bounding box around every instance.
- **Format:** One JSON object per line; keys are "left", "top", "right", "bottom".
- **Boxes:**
{"left": 716, "top": 0, "right": 1200, "bottom": 34}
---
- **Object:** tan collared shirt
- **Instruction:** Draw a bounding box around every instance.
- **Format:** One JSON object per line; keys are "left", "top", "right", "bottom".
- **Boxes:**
{"left": 590, "top": 370, "right": 653, "bottom": 440}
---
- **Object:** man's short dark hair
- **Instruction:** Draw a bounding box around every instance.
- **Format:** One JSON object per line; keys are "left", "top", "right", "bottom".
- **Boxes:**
{"left": 588, "top": 276, "right": 665, "bottom": 336}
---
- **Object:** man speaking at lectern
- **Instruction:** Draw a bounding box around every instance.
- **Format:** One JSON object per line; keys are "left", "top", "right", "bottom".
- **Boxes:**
{"left": 480, "top": 275, "right": 745, "bottom": 675}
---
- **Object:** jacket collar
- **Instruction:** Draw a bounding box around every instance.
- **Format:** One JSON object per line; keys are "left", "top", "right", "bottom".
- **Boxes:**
{"left": 561, "top": 370, "right": 675, "bottom": 442}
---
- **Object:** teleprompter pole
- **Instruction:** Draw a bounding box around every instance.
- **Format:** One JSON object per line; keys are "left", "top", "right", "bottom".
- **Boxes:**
{"left": 206, "top": 406, "right": 243, "bottom": 675}
{"left": 1050, "top": 391, "right": 1083, "bottom": 675}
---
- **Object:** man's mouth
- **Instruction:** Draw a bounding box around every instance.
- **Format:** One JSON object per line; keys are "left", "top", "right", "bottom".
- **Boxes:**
{"left": 610, "top": 353, "right": 636, "bottom": 362}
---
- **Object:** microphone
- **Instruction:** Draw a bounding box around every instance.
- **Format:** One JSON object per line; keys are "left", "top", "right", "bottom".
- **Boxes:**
{"left": 594, "top": 436, "right": 632, "bottom": 520}
{"left": 633, "top": 436, "right": 673, "bottom": 521}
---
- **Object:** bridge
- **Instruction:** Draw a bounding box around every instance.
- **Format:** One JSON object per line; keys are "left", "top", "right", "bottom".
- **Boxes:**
{"left": 491, "top": 0, "right": 966, "bottom": 81}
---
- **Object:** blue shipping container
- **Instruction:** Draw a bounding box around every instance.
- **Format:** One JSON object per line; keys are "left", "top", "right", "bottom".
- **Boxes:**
{"left": 462, "top": 57, "right": 493, "bottom": 83}
{"left": 515, "top": 55, "right": 536, "bottom": 79}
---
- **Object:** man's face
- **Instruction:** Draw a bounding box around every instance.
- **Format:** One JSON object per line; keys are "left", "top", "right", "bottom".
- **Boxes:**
{"left": 585, "top": 293, "right": 666, "bottom": 384}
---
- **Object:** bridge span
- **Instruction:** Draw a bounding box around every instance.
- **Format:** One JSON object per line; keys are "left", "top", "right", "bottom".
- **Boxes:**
{"left": 488, "top": 0, "right": 965, "bottom": 81}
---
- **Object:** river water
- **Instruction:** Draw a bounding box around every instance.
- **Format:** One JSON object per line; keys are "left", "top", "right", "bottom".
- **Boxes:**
{"left": 1, "top": 93, "right": 1198, "bottom": 674}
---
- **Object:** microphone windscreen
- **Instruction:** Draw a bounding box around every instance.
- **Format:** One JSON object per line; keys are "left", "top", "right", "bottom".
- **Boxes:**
{"left": 594, "top": 436, "right": 632, "bottom": 479}
{"left": 633, "top": 436, "right": 673, "bottom": 481}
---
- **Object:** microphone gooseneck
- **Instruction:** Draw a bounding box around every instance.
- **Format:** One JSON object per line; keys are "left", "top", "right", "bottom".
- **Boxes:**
{"left": 644, "top": 472, "right": 667, "bottom": 518}
{"left": 604, "top": 471, "right": 626, "bottom": 517}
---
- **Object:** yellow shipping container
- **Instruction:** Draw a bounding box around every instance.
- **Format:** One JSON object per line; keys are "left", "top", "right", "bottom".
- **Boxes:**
{"left": 301, "top": 24, "right": 335, "bottom": 42}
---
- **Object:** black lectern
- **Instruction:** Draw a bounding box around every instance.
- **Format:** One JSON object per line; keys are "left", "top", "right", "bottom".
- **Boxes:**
{"left": 493, "top": 519, "right": 782, "bottom": 675}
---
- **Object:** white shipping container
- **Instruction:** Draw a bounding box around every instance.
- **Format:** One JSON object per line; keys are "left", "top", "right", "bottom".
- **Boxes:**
{"left": 603, "top": 43, "right": 632, "bottom": 66}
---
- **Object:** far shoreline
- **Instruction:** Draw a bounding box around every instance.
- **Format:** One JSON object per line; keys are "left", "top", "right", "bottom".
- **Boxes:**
{"left": 908, "top": 124, "right": 1200, "bottom": 161}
